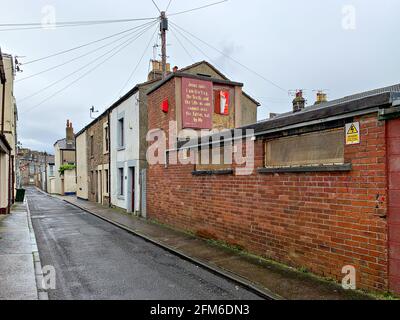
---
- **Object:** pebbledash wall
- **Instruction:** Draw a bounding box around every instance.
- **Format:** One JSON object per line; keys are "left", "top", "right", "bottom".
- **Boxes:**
{"left": 147, "top": 79, "right": 400, "bottom": 293}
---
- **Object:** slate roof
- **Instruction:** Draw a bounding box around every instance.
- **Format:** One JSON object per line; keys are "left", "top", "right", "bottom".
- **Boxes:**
{"left": 54, "top": 138, "right": 75, "bottom": 150}
{"left": 244, "top": 83, "right": 400, "bottom": 134}
{"left": 176, "top": 83, "right": 400, "bottom": 148}
{"left": 149, "top": 60, "right": 261, "bottom": 106}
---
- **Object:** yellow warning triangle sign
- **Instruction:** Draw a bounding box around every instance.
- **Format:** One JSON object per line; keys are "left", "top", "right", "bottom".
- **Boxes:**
{"left": 347, "top": 124, "right": 358, "bottom": 134}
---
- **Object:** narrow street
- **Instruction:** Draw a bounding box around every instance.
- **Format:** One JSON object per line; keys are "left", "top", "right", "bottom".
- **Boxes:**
{"left": 26, "top": 188, "right": 260, "bottom": 300}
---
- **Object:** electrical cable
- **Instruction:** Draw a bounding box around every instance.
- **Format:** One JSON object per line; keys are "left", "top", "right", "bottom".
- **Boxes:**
{"left": 19, "top": 21, "right": 157, "bottom": 103}
{"left": 117, "top": 24, "right": 159, "bottom": 96}
{"left": 166, "top": 0, "right": 173, "bottom": 12}
{"left": 170, "top": 21, "right": 287, "bottom": 92}
{"left": 16, "top": 21, "right": 157, "bottom": 82}
{"left": 0, "top": 17, "right": 158, "bottom": 32}
{"left": 22, "top": 19, "right": 158, "bottom": 66}
{"left": 151, "top": 0, "right": 162, "bottom": 13}
{"left": 22, "top": 23, "right": 157, "bottom": 114}
{"left": 169, "top": 28, "right": 195, "bottom": 63}
{"left": 168, "top": 0, "right": 228, "bottom": 16}
{"left": 169, "top": 24, "right": 229, "bottom": 75}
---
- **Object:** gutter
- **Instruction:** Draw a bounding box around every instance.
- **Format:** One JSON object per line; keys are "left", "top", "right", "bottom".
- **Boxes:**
{"left": 167, "top": 106, "right": 381, "bottom": 153}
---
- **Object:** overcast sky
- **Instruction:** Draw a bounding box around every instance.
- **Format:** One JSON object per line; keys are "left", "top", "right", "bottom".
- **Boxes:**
{"left": 1, "top": 0, "right": 399, "bottom": 153}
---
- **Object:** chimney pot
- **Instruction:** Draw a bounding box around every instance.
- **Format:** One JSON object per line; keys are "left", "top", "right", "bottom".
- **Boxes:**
{"left": 292, "top": 90, "right": 306, "bottom": 113}
{"left": 314, "top": 91, "right": 328, "bottom": 105}
{"left": 66, "top": 119, "right": 74, "bottom": 142}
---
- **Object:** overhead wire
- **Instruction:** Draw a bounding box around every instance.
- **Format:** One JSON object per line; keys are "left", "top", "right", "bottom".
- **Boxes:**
{"left": 19, "top": 21, "right": 158, "bottom": 104}
{"left": 169, "top": 24, "right": 228, "bottom": 75}
{"left": 22, "top": 22, "right": 157, "bottom": 114}
{"left": 16, "top": 21, "right": 158, "bottom": 82}
{"left": 21, "top": 19, "right": 158, "bottom": 66}
{"left": 0, "top": 17, "right": 158, "bottom": 32}
{"left": 117, "top": 24, "right": 159, "bottom": 97}
{"left": 169, "top": 28, "right": 195, "bottom": 63}
{"left": 166, "top": 0, "right": 173, "bottom": 12}
{"left": 170, "top": 21, "right": 287, "bottom": 92}
{"left": 151, "top": 0, "right": 162, "bottom": 13}
{"left": 168, "top": 0, "right": 228, "bottom": 16}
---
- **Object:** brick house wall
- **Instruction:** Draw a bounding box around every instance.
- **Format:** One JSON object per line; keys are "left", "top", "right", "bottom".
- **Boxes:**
{"left": 147, "top": 79, "right": 391, "bottom": 292}
{"left": 87, "top": 114, "right": 110, "bottom": 206}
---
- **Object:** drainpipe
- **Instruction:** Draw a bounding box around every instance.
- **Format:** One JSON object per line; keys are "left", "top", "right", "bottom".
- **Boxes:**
{"left": 108, "top": 111, "right": 111, "bottom": 208}
{"left": 7, "top": 149, "right": 11, "bottom": 213}
{"left": 1, "top": 80, "right": 5, "bottom": 135}
{"left": 44, "top": 152, "right": 48, "bottom": 193}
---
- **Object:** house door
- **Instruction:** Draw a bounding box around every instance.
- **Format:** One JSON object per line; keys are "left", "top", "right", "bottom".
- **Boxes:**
{"left": 388, "top": 118, "right": 400, "bottom": 294}
{"left": 98, "top": 169, "right": 102, "bottom": 204}
{"left": 131, "top": 167, "right": 135, "bottom": 213}
{"left": 95, "top": 171, "right": 98, "bottom": 202}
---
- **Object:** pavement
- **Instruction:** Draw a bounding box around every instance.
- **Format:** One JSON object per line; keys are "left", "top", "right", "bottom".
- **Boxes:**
{"left": 0, "top": 201, "right": 47, "bottom": 300}
{"left": 50, "top": 190, "right": 374, "bottom": 300}
{"left": 26, "top": 187, "right": 261, "bottom": 300}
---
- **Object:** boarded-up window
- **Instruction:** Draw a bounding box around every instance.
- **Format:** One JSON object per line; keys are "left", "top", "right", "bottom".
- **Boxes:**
{"left": 265, "top": 129, "right": 344, "bottom": 167}
{"left": 196, "top": 145, "right": 233, "bottom": 171}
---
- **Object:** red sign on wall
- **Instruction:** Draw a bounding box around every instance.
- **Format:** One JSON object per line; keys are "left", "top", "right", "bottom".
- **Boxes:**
{"left": 214, "top": 90, "right": 230, "bottom": 115}
{"left": 181, "top": 77, "right": 213, "bottom": 129}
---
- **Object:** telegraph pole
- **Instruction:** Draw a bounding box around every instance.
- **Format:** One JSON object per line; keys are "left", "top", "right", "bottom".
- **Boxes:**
{"left": 160, "top": 11, "right": 168, "bottom": 79}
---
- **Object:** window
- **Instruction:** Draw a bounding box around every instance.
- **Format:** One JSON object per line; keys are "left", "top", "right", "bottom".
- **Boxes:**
{"left": 118, "top": 168, "right": 124, "bottom": 196}
{"left": 264, "top": 129, "right": 344, "bottom": 167}
{"left": 29, "top": 163, "right": 35, "bottom": 174}
{"left": 196, "top": 145, "right": 233, "bottom": 171}
{"left": 48, "top": 165, "right": 54, "bottom": 177}
{"left": 118, "top": 118, "right": 124, "bottom": 148}
{"left": 104, "top": 126, "right": 109, "bottom": 153}
{"left": 90, "top": 135, "right": 94, "bottom": 157}
{"left": 104, "top": 169, "right": 109, "bottom": 194}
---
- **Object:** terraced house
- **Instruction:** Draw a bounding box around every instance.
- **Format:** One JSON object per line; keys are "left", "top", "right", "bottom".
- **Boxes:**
{"left": 75, "top": 60, "right": 260, "bottom": 217}
{"left": 76, "top": 110, "right": 110, "bottom": 205}
{"left": 0, "top": 48, "right": 17, "bottom": 214}
{"left": 53, "top": 120, "right": 76, "bottom": 195}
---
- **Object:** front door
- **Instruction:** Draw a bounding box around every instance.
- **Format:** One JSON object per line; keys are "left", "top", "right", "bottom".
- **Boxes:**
{"left": 388, "top": 119, "right": 400, "bottom": 294}
{"left": 98, "top": 169, "right": 102, "bottom": 204}
{"left": 131, "top": 167, "right": 135, "bottom": 213}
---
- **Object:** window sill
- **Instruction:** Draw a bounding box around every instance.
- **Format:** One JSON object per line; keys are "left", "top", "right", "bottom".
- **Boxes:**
{"left": 192, "top": 169, "right": 233, "bottom": 176}
{"left": 117, "top": 195, "right": 125, "bottom": 200}
{"left": 257, "top": 163, "right": 352, "bottom": 174}
{"left": 117, "top": 147, "right": 125, "bottom": 152}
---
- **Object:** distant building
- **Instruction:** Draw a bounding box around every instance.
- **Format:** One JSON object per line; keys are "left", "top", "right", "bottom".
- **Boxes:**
{"left": 17, "top": 148, "right": 54, "bottom": 189}
{"left": 53, "top": 120, "right": 76, "bottom": 195}
{"left": 0, "top": 48, "right": 17, "bottom": 214}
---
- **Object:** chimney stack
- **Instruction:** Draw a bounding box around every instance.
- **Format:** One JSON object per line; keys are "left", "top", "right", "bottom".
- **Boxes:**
{"left": 66, "top": 120, "right": 74, "bottom": 143}
{"left": 173, "top": 66, "right": 178, "bottom": 73}
{"left": 314, "top": 91, "right": 328, "bottom": 105}
{"left": 147, "top": 59, "right": 171, "bottom": 81}
{"left": 292, "top": 90, "right": 306, "bottom": 113}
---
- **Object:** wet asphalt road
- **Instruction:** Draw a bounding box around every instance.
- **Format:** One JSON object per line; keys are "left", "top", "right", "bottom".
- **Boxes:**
{"left": 26, "top": 188, "right": 261, "bottom": 300}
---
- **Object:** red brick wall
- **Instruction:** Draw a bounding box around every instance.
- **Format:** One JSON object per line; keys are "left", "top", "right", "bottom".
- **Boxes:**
{"left": 148, "top": 83, "right": 389, "bottom": 292}
{"left": 388, "top": 119, "right": 400, "bottom": 293}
